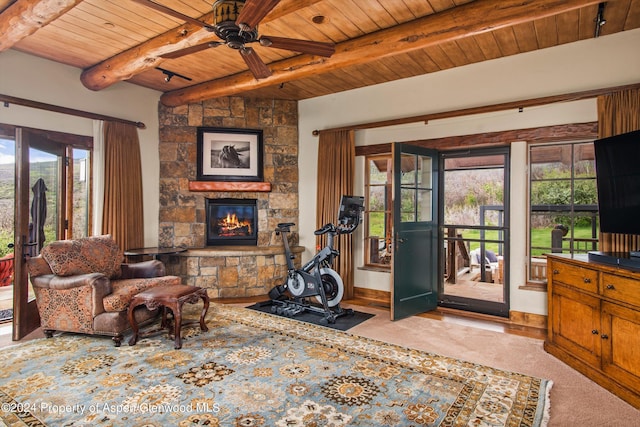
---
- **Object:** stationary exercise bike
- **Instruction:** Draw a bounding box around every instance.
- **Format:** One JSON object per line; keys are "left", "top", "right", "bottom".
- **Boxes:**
{"left": 267, "top": 195, "right": 365, "bottom": 324}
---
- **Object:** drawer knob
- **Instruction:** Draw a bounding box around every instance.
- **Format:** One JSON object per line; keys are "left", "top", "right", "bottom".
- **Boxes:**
{"left": 553, "top": 269, "right": 559, "bottom": 275}
{"left": 592, "top": 330, "right": 599, "bottom": 335}
{"left": 583, "top": 277, "right": 591, "bottom": 284}
{"left": 601, "top": 334, "right": 609, "bottom": 340}
{"left": 606, "top": 284, "right": 615, "bottom": 290}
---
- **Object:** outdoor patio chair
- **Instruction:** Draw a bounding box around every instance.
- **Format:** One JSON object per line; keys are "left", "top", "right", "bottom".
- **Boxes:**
{"left": 0, "top": 253, "right": 14, "bottom": 287}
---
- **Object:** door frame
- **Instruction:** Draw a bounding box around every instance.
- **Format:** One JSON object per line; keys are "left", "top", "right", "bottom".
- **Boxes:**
{"left": 5, "top": 124, "right": 93, "bottom": 340}
{"left": 437, "top": 146, "right": 511, "bottom": 317}
{"left": 13, "top": 128, "right": 41, "bottom": 340}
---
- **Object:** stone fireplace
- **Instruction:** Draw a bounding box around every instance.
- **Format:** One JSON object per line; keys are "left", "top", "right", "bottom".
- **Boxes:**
{"left": 157, "top": 97, "right": 302, "bottom": 298}
{"left": 205, "top": 198, "right": 258, "bottom": 246}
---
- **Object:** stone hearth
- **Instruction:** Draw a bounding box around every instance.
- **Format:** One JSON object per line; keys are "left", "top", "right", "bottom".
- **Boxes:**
{"left": 164, "top": 246, "right": 304, "bottom": 298}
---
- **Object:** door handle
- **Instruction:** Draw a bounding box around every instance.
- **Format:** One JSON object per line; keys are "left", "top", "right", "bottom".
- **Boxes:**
{"left": 395, "top": 236, "right": 406, "bottom": 251}
{"left": 15, "top": 237, "right": 37, "bottom": 261}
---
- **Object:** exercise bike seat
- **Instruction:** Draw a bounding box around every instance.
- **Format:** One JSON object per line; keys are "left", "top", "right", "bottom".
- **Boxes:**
{"left": 276, "top": 222, "right": 295, "bottom": 232}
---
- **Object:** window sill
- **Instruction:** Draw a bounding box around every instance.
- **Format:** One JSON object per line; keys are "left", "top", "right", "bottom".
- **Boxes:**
{"left": 358, "top": 265, "right": 391, "bottom": 273}
{"left": 519, "top": 282, "right": 547, "bottom": 292}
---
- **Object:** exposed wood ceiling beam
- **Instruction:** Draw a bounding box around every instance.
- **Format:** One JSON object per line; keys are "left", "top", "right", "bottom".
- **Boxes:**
{"left": 80, "top": 0, "right": 324, "bottom": 91}
{"left": 160, "top": 0, "right": 601, "bottom": 106}
{"left": 80, "top": 19, "right": 216, "bottom": 91}
{"left": 0, "top": 0, "right": 84, "bottom": 52}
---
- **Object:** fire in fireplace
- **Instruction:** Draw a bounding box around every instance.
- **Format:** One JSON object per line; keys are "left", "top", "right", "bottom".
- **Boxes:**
{"left": 205, "top": 198, "right": 258, "bottom": 246}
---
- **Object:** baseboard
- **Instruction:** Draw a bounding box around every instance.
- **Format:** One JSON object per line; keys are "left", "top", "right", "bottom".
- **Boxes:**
{"left": 353, "top": 287, "right": 389, "bottom": 303}
{"left": 509, "top": 310, "right": 547, "bottom": 329}
{"left": 353, "top": 286, "right": 547, "bottom": 330}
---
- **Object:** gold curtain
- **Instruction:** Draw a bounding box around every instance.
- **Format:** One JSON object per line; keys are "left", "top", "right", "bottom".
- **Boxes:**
{"left": 101, "top": 121, "right": 144, "bottom": 251}
{"left": 597, "top": 88, "right": 640, "bottom": 252}
{"left": 316, "top": 130, "right": 356, "bottom": 298}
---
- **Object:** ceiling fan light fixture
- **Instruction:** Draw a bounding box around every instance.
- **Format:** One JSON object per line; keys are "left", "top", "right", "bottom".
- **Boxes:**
{"left": 212, "top": 0, "right": 243, "bottom": 26}
{"left": 211, "top": 0, "right": 258, "bottom": 47}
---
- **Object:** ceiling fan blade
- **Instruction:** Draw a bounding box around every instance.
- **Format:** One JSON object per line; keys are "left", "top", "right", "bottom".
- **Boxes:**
{"left": 236, "top": 0, "right": 280, "bottom": 30}
{"left": 160, "top": 42, "right": 221, "bottom": 59}
{"left": 260, "top": 36, "right": 335, "bottom": 57}
{"left": 132, "top": 0, "right": 214, "bottom": 30}
{"left": 240, "top": 47, "right": 272, "bottom": 79}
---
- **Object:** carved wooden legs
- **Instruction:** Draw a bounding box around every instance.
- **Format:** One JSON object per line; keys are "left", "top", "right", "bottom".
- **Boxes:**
{"left": 127, "top": 286, "right": 210, "bottom": 349}
{"left": 199, "top": 292, "right": 210, "bottom": 333}
{"left": 112, "top": 335, "right": 123, "bottom": 347}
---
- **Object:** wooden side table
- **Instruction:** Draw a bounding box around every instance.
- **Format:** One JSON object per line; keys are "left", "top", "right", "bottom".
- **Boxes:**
{"left": 128, "top": 285, "right": 209, "bottom": 349}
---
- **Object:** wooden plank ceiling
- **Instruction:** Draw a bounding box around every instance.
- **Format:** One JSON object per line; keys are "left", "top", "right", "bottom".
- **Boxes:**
{"left": 1, "top": 0, "right": 639, "bottom": 106}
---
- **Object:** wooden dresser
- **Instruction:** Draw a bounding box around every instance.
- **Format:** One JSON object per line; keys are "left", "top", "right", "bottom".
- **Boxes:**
{"left": 545, "top": 254, "right": 640, "bottom": 409}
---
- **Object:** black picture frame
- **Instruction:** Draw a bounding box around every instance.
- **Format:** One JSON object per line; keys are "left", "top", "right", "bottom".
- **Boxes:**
{"left": 196, "top": 127, "right": 264, "bottom": 182}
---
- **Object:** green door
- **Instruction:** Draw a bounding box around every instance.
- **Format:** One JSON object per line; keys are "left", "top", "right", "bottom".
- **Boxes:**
{"left": 391, "top": 143, "right": 439, "bottom": 320}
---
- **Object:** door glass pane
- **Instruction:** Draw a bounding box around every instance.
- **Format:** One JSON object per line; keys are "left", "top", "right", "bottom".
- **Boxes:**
{"left": 418, "top": 156, "right": 432, "bottom": 187}
{"left": 400, "top": 154, "right": 416, "bottom": 185}
{"left": 400, "top": 154, "right": 433, "bottom": 223}
{"left": 0, "top": 138, "right": 14, "bottom": 313}
{"left": 0, "top": 138, "right": 14, "bottom": 258}
{"left": 29, "top": 148, "right": 59, "bottom": 255}
{"left": 72, "top": 149, "right": 90, "bottom": 238}
{"left": 417, "top": 189, "right": 432, "bottom": 222}
{"left": 400, "top": 188, "right": 415, "bottom": 222}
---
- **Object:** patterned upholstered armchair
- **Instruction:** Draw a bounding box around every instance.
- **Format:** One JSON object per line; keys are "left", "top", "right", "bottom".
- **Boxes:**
{"left": 27, "top": 235, "right": 182, "bottom": 346}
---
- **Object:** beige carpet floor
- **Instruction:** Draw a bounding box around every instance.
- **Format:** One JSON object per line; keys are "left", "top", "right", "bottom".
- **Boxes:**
{"left": 337, "top": 304, "right": 640, "bottom": 426}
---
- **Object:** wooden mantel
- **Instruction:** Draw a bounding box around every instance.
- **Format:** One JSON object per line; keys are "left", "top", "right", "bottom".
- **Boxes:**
{"left": 188, "top": 181, "right": 272, "bottom": 192}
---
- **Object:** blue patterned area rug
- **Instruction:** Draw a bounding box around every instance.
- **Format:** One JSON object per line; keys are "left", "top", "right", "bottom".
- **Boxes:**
{"left": 0, "top": 304, "right": 551, "bottom": 426}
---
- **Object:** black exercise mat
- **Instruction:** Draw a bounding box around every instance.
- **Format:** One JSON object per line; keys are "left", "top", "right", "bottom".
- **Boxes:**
{"left": 246, "top": 301, "right": 374, "bottom": 331}
{"left": 0, "top": 308, "right": 13, "bottom": 323}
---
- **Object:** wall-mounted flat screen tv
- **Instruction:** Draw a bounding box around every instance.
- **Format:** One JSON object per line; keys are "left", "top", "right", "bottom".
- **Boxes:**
{"left": 594, "top": 129, "right": 640, "bottom": 235}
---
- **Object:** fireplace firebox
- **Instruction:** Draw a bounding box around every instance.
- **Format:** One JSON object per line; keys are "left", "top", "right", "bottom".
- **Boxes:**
{"left": 205, "top": 198, "right": 258, "bottom": 246}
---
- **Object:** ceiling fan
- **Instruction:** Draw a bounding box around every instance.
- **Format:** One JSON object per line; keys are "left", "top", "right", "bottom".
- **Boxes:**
{"left": 133, "top": 0, "right": 336, "bottom": 80}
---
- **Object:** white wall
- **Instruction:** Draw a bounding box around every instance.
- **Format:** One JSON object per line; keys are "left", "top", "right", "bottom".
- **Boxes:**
{"left": 298, "top": 28, "right": 640, "bottom": 316}
{"left": 0, "top": 49, "right": 162, "bottom": 247}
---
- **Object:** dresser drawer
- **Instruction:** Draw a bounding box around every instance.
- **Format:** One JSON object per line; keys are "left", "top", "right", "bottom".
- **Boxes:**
{"left": 601, "top": 273, "right": 640, "bottom": 308}
{"left": 549, "top": 260, "right": 598, "bottom": 293}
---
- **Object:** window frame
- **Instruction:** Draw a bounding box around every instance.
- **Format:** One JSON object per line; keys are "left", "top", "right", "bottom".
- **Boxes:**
{"left": 527, "top": 140, "right": 598, "bottom": 286}
{"left": 363, "top": 154, "right": 393, "bottom": 269}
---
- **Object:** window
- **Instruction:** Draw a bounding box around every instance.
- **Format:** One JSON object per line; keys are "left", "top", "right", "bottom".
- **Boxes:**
{"left": 528, "top": 142, "right": 598, "bottom": 283}
{"left": 364, "top": 154, "right": 392, "bottom": 268}
{"left": 71, "top": 148, "right": 91, "bottom": 239}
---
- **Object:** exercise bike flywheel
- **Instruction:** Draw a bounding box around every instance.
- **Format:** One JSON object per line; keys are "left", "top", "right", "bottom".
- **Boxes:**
{"left": 287, "top": 272, "right": 306, "bottom": 297}
{"left": 316, "top": 268, "right": 344, "bottom": 307}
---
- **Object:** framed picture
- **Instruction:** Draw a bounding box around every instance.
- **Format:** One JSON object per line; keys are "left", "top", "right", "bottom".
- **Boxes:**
{"left": 196, "top": 127, "right": 263, "bottom": 182}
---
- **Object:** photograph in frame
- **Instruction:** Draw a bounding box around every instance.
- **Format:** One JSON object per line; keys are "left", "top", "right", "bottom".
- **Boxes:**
{"left": 197, "top": 127, "right": 263, "bottom": 181}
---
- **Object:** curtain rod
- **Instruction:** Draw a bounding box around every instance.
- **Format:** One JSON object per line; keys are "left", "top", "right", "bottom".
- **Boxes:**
{"left": 311, "top": 83, "right": 640, "bottom": 136}
{"left": 0, "top": 94, "right": 146, "bottom": 129}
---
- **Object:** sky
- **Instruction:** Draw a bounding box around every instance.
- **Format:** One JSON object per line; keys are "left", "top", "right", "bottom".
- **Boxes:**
{"left": 0, "top": 138, "right": 15, "bottom": 164}
{"left": 0, "top": 138, "right": 88, "bottom": 164}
